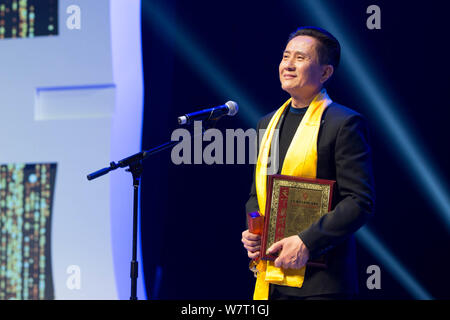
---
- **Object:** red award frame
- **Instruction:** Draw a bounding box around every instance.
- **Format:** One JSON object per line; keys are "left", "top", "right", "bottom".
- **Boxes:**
{"left": 260, "top": 175, "right": 335, "bottom": 266}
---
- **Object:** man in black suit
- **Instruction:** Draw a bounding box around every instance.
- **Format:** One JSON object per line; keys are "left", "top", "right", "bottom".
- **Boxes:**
{"left": 241, "top": 27, "right": 375, "bottom": 300}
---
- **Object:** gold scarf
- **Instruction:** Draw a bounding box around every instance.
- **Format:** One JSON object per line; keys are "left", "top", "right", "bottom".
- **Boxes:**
{"left": 253, "top": 89, "right": 332, "bottom": 300}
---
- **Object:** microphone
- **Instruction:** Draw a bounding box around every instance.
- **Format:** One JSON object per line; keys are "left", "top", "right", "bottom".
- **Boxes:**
{"left": 178, "top": 101, "right": 238, "bottom": 125}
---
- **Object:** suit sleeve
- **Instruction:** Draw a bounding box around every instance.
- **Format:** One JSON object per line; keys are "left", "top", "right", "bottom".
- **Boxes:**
{"left": 245, "top": 176, "right": 259, "bottom": 215}
{"left": 245, "top": 119, "right": 263, "bottom": 216}
{"left": 298, "top": 114, "right": 375, "bottom": 257}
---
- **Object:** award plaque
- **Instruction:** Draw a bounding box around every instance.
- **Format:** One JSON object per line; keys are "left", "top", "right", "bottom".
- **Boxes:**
{"left": 260, "top": 175, "right": 335, "bottom": 266}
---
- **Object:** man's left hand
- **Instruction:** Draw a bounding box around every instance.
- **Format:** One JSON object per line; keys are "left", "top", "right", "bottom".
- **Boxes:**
{"left": 267, "top": 235, "right": 310, "bottom": 269}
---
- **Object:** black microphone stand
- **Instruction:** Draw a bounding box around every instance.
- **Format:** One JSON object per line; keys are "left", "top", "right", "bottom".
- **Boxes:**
{"left": 86, "top": 118, "right": 220, "bottom": 300}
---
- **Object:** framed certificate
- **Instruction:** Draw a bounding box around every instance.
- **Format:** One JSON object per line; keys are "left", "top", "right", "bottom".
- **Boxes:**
{"left": 260, "top": 175, "right": 335, "bottom": 266}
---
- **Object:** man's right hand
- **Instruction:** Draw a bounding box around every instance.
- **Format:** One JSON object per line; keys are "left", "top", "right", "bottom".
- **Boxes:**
{"left": 241, "top": 229, "right": 261, "bottom": 259}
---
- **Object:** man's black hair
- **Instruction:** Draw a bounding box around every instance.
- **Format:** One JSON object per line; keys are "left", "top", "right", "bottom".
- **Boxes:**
{"left": 287, "top": 26, "right": 341, "bottom": 70}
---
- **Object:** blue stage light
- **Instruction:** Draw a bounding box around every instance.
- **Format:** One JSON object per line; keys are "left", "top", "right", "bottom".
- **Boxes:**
{"left": 295, "top": 0, "right": 440, "bottom": 299}
{"left": 296, "top": 0, "right": 450, "bottom": 230}
{"left": 142, "top": 0, "right": 262, "bottom": 126}
{"left": 357, "top": 227, "right": 433, "bottom": 299}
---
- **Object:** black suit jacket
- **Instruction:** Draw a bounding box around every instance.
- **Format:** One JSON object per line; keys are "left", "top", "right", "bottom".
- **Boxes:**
{"left": 245, "top": 102, "right": 375, "bottom": 297}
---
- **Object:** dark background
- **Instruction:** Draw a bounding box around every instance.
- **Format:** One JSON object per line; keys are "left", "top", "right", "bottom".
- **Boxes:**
{"left": 139, "top": 0, "right": 450, "bottom": 299}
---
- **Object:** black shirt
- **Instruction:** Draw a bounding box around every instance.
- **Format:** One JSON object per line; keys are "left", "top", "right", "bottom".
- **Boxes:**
{"left": 277, "top": 105, "right": 309, "bottom": 173}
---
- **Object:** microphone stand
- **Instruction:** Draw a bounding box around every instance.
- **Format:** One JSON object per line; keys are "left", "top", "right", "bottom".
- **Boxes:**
{"left": 86, "top": 118, "right": 219, "bottom": 300}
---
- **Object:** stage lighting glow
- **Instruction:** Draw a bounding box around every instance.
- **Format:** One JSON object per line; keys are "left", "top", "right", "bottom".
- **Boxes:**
{"left": 141, "top": 0, "right": 262, "bottom": 126}
{"left": 0, "top": 163, "right": 56, "bottom": 300}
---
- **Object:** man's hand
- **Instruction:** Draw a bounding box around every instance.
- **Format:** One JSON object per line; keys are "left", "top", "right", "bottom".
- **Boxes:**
{"left": 241, "top": 229, "right": 261, "bottom": 259}
{"left": 267, "top": 235, "right": 310, "bottom": 269}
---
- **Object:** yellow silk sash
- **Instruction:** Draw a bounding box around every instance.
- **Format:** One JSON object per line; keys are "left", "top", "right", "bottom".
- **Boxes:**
{"left": 253, "top": 89, "right": 332, "bottom": 300}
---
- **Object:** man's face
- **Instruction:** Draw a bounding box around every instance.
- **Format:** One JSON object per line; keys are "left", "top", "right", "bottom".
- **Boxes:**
{"left": 279, "top": 35, "right": 327, "bottom": 98}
